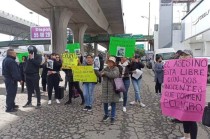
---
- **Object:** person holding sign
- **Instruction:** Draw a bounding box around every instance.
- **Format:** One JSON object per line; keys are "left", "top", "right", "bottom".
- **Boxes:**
{"left": 129, "top": 55, "right": 146, "bottom": 107}
{"left": 47, "top": 53, "right": 62, "bottom": 105}
{"left": 63, "top": 60, "right": 85, "bottom": 105}
{"left": 82, "top": 54, "right": 100, "bottom": 112}
{"left": 101, "top": 56, "right": 120, "bottom": 125}
{"left": 178, "top": 50, "right": 198, "bottom": 139}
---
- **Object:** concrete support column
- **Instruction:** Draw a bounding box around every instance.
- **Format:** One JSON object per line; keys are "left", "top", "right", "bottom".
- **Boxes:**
{"left": 49, "top": 7, "right": 72, "bottom": 54}
{"left": 71, "top": 24, "right": 88, "bottom": 54}
{"left": 94, "top": 43, "right": 98, "bottom": 56}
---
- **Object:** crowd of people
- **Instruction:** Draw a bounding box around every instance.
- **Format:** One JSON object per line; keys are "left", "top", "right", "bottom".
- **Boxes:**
{"left": 2, "top": 46, "right": 146, "bottom": 125}
{"left": 2, "top": 45, "right": 201, "bottom": 138}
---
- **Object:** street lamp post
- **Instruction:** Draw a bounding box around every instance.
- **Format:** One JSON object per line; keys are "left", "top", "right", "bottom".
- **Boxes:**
{"left": 141, "top": 2, "right": 151, "bottom": 51}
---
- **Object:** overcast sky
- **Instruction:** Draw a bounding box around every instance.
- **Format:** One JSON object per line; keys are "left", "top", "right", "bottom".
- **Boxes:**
{"left": 0, "top": 0, "right": 186, "bottom": 46}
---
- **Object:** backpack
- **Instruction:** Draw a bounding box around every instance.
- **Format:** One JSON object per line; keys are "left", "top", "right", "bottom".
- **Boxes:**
{"left": 202, "top": 102, "right": 210, "bottom": 127}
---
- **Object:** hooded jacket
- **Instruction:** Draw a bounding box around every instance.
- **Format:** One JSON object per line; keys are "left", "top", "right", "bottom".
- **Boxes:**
{"left": 24, "top": 46, "right": 42, "bottom": 74}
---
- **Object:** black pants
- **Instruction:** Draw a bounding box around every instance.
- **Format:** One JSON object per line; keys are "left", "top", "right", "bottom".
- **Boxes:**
{"left": 64, "top": 75, "right": 68, "bottom": 90}
{"left": 21, "top": 81, "right": 25, "bottom": 92}
{"left": 155, "top": 79, "right": 162, "bottom": 93}
{"left": 47, "top": 74, "right": 60, "bottom": 100}
{"left": 183, "top": 121, "right": 198, "bottom": 139}
{"left": 25, "top": 74, "right": 41, "bottom": 104}
{"left": 68, "top": 81, "right": 84, "bottom": 102}
{"left": 42, "top": 78, "right": 47, "bottom": 92}
{"left": 5, "top": 78, "right": 17, "bottom": 110}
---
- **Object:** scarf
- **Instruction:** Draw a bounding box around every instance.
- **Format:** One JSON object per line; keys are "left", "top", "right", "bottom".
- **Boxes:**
{"left": 119, "top": 61, "right": 129, "bottom": 77}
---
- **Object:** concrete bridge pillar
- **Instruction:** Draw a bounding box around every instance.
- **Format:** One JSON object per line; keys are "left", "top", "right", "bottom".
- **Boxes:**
{"left": 71, "top": 24, "right": 88, "bottom": 55}
{"left": 49, "top": 7, "right": 72, "bottom": 54}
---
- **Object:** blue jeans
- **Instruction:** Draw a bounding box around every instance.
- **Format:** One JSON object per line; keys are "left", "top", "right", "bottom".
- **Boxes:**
{"left": 123, "top": 79, "right": 130, "bottom": 107}
{"left": 131, "top": 78, "right": 142, "bottom": 101}
{"left": 104, "top": 103, "right": 116, "bottom": 118}
{"left": 83, "top": 83, "right": 96, "bottom": 107}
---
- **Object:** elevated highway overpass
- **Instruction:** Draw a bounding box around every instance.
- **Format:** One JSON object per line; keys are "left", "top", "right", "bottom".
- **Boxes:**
{"left": 17, "top": 0, "right": 125, "bottom": 54}
{"left": 0, "top": 10, "right": 37, "bottom": 40}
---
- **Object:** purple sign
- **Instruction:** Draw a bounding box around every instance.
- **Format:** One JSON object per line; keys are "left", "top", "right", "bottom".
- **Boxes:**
{"left": 30, "top": 27, "right": 51, "bottom": 40}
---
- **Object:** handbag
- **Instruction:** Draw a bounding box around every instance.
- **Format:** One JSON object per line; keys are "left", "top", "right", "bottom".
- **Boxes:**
{"left": 202, "top": 102, "right": 210, "bottom": 127}
{"left": 113, "top": 78, "right": 126, "bottom": 93}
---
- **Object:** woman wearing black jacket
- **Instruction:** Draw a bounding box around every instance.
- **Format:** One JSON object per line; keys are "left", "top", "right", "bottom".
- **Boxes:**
{"left": 47, "top": 53, "right": 62, "bottom": 105}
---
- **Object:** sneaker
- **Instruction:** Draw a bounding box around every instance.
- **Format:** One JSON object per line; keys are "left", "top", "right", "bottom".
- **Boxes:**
{"left": 23, "top": 103, "right": 32, "bottom": 108}
{"left": 119, "top": 98, "right": 123, "bottom": 102}
{"left": 110, "top": 118, "right": 115, "bottom": 125}
{"left": 83, "top": 106, "right": 88, "bottom": 111}
{"left": 130, "top": 101, "right": 136, "bottom": 105}
{"left": 102, "top": 115, "right": 109, "bottom": 122}
{"left": 48, "top": 100, "right": 52, "bottom": 105}
{"left": 64, "top": 100, "right": 72, "bottom": 105}
{"left": 35, "top": 104, "right": 41, "bottom": 109}
{"left": 87, "top": 106, "right": 92, "bottom": 112}
{"left": 139, "top": 102, "right": 146, "bottom": 107}
{"left": 108, "top": 106, "right": 111, "bottom": 111}
{"left": 123, "top": 107, "right": 126, "bottom": 112}
{"left": 56, "top": 99, "right": 60, "bottom": 104}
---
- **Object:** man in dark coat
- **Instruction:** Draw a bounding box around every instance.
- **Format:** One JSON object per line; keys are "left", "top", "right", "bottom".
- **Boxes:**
{"left": 23, "top": 46, "right": 42, "bottom": 109}
{"left": 2, "top": 49, "right": 22, "bottom": 112}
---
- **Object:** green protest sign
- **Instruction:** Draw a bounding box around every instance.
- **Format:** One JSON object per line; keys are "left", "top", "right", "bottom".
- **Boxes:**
{"left": 109, "top": 37, "right": 136, "bottom": 58}
{"left": 17, "top": 52, "right": 29, "bottom": 63}
{"left": 66, "top": 43, "right": 80, "bottom": 55}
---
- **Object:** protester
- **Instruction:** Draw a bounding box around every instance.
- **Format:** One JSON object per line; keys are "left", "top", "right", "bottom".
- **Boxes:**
{"left": 101, "top": 56, "right": 120, "bottom": 124}
{"left": 154, "top": 55, "right": 163, "bottom": 95}
{"left": 63, "top": 59, "right": 85, "bottom": 105}
{"left": 179, "top": 50, "right": 198, "bottom": 139}
{"left": 118, "top": 57, "right": 130, "bottom": 112}
{"left": 170, "top": 50, "right": 183, "bottom": 123}
{"left": 19, "top": 56, "right": 27, "bottom": 93}
{"left": 174, "top": 50, "right": 183, "bottom": 59}
{"left": 129, "top": 54, "right": 145, "bottom": 107}
{"left": 23, "top": 46, "right": 42, "bottom": 109}
{"left": 47, "top": 53, "right": 62, "bottom": 105}
{"left": 2, "top": 49, "right": 22, "bottom": 112}
{"left": 41, "top": 54, "right": 49, "bottom": 93}
{"left": 83, "top": 54, "right": 100, "bottom": 111}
